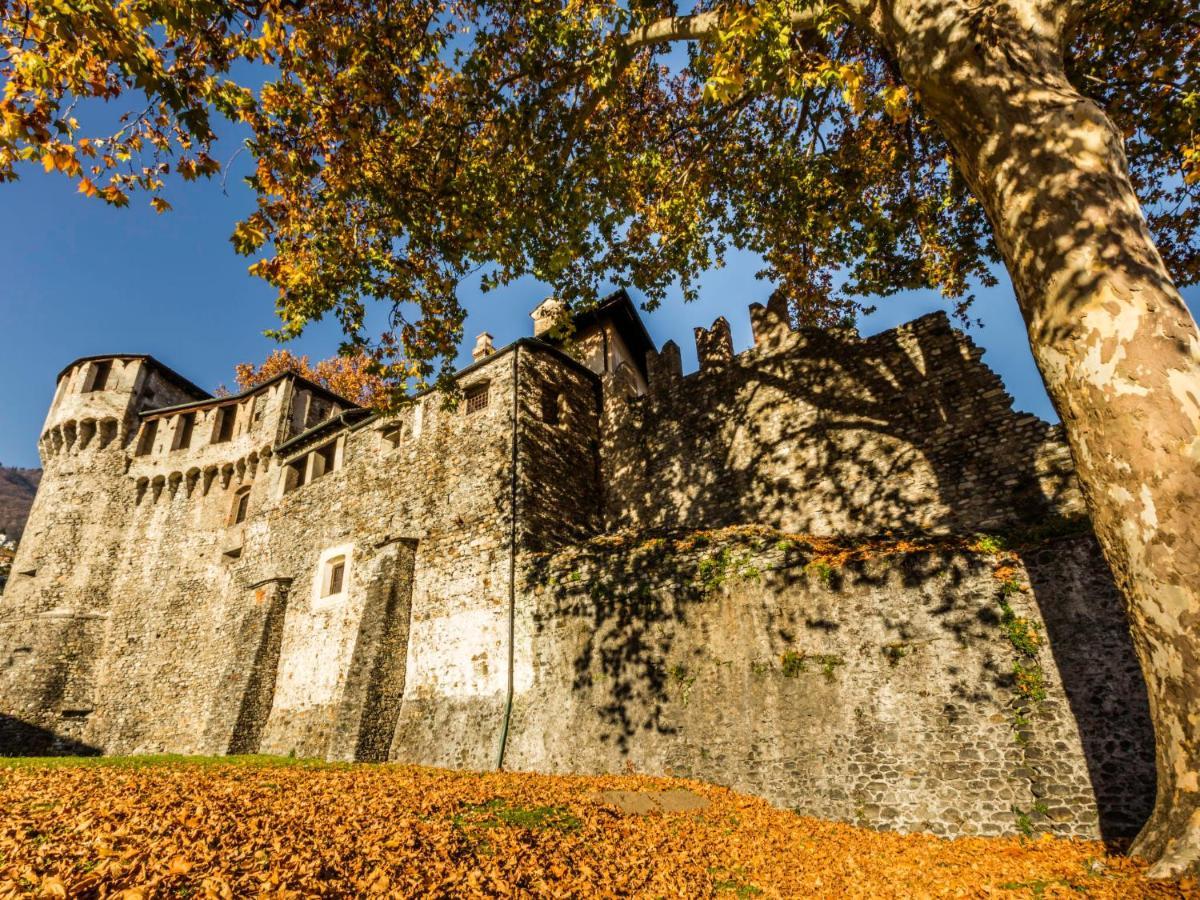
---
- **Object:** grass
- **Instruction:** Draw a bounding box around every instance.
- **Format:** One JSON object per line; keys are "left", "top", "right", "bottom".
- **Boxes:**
{"left": 453, "top": 798, "right": 582, "bottom": 832}
{"left": 0, "top": 754, "right": 335, "bottom": 770}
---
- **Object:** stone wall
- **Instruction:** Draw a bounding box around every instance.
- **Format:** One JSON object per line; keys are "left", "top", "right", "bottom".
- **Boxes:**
{"left": 0, "top": 311, "right": 1155, "bottom": 841}
{"left": 508, "top": 529, "right": 1155, "bottom": 840}
{"left": 0, "top": 342, "right": 603, "bottom": 770}
{"left": 605, "top": 305, "right": 1083, "bottom": 537}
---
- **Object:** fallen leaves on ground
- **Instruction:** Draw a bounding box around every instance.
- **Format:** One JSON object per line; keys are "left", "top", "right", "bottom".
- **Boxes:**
{"left": 0, "top": 759, "right": 1191, "bottom": 898}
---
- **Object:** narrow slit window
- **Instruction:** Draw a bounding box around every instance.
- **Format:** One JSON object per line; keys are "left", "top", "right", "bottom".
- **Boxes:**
{"left": 542, "top": 390, "right": 562, "bottom": 425}
{"left": 135, "top": 419, "right": 159, "bottom": 456}
{"left": 173, "top": 412, "right": 196, "bottom": 450}
{"left": 231, "top": 487, "right": 251, "bottom": 525}
{"left": 465, "top": 383, "right": 489, "bottom": 415}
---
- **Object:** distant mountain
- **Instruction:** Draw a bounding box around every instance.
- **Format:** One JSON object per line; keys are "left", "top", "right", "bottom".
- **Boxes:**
{"left": 0, "top": 466, "right": 41, "bottom": 541}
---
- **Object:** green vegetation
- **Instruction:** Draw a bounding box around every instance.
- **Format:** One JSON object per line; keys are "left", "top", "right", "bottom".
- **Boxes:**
{"left": 997, "top": 878, "right": 1087, "bottom": 897}
{"left": 881, "top": 643, "right": 910, "bottom": 666}
{"left": 0, "top": 754, "right": 334, "bottom": 770}
{"left": 804, "top": 560, "right": 835, "bottom": 585}
{"left": 779, "top": 650, "right": 844, "bottom": 682}
{"left": 999, "top": 598, "right": 1043, "bottom": 658}
{"left": 669, "top": 663, "right": 699, "bottom": 706}
{"left": 781, "top": 650, "right": 807, "bottom": 678}
{"left": 454, "top": 798, "right": 582, "bottom": 832}
{"left": 710, "top": 866, "right": 764, "bottom": 897}
{"left": 696, "top": 547, "right": 761, "bottom": 593}
{"left": 973, "top": 534, "right": 1007, "bottom": 554}
{"left": 1012, "top": 661, "right": 1047, "bottom": 704}
{"left": 1012, "top": 806, "right": 1035, "bottom": 838}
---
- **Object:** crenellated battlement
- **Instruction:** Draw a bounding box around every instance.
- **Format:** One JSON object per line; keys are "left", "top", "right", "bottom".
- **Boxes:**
{"left": 604, "top": 302, "right": 1082, "bottom": 538}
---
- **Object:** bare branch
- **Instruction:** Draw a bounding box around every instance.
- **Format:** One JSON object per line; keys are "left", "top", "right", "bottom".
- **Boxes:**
{"left": 624, "top": 5, "right": 831, "bottom": 51}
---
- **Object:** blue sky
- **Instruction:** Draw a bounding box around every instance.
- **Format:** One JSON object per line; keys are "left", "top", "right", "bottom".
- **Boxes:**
{"left": 1, "top": 159, "right": 1197, "bottom": 469}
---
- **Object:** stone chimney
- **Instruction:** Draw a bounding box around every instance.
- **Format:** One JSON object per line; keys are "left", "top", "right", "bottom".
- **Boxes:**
{"left": 530, "top": 296, "right": 566, "bottom": 338}
{"left": 471, "top": 332, "right": 495, "bottom": 361}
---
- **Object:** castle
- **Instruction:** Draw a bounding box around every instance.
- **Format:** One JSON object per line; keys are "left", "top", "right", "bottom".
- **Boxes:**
{"left": 0, "top": 291, "right": 1157, "bottom": 839}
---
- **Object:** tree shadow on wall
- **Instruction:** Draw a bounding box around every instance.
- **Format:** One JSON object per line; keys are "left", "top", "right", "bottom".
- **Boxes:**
{"left": 535, "top": 317, "right": 1153, "bottom": 837}
{"left": 526, "top": 535, "right": 987, "bottom": 751}
{"left": 529, "top": 534, "right": 1153, "bottom": 839}
{"left": 0, "top": 714, "right": 101, "bottom": 756}
{"left": 1019, "top": 537, "right": 1157, "bottom": 841}
{"left": 619, "top": 318, "right": 1070, "bottom": 538}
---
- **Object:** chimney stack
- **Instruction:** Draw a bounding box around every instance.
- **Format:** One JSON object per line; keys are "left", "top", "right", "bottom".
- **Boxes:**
{"left": 472, "top": 332, "right": 495, "bottom": 361}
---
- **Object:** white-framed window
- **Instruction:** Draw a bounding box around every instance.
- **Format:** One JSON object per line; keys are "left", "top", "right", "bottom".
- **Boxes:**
{"left": 313, "top": 544, "right": 353, "bottom": 606}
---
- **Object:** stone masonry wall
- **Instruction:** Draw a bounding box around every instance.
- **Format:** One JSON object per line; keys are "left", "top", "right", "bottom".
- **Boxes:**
{"left": 604, "top": 304, "right": 1083, "bottom": 537}
{"left": 0, "top": 342, "right": 604, "bottom": 770}
{"left": 0, "top": 314, "right": 1154, "bottom": 842}
{"left": 507, "top": 529, "right": 1155, "bottom": 840}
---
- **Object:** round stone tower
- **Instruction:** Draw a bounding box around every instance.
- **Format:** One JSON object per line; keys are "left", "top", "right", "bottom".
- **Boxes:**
{"left": 0, "top": 355, "right": 208, "bottom": 753}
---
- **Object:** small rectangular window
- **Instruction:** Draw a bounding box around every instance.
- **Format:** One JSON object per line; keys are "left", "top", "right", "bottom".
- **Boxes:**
{"left": 135, "top": 419, "right": 159, "bottom": 456}
{"left": 542, "top": 391, "right": 561, "bottom": 425}
{"left": 84, "top": 360, "right": 112, "bottom": 393}
{"left": 465, "top": 383, "right": 489, "bottom": 415}
{"left": 311, "top": 442, "right": 337, "bottom": 480}
{"left": 327, "top": 559, "right": 345, "bottom": 596}
{"left": 232, "top": 489, "right": 251, "bottom": 524}
{"left": 380, "top": 423, "right": 404, "bottom": 451}
{"left": 173, "top": 412, "right": 196, "bottom": 450}
{"left": 213, "top": 407, "right": 236, "bottom": 443}
{"left": 306, "top": 400, "right": 327, "bottom": 428}
{"left": 283, "top": 458, "right": 306, "bottom": 493}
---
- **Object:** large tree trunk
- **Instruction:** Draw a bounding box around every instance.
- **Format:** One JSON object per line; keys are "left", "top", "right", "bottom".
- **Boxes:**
{"left": 876, "top": 0, "right": 1200, "bottom": 877}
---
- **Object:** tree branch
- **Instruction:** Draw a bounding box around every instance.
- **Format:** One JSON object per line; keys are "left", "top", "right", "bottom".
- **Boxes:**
{"left": 624, "top": 5, "right": 831, "bottom": 51}
{"left": 562, "top": 3, "right": 833, "bottom": 158}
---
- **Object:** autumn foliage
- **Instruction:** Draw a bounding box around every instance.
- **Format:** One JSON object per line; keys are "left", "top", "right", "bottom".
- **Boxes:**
{"left": 230, "top": 349, "right": 387, "bottom": 408}
{"left": 0, "top": 759, "right": 1191, "bottom": 899}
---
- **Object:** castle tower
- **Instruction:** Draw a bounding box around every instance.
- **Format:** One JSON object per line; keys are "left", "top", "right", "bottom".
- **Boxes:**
{"left": 0, "top": 355, "right": 208, "bottom": 753}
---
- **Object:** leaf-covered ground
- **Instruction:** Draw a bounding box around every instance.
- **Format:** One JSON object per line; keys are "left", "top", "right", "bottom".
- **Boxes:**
{"left": 0, "top": 757, "right": 1192, "bottom": 898}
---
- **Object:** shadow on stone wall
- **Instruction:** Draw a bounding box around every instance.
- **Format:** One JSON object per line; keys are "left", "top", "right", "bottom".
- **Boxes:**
{"left": 0, "top": 713, "right": 101, "bottom": 757}
{"left": 528, "top": 529, "right": 1155, "bottom": 839}
{"left": 1020, "top": 538, "right": 1157, "bottom": 841}
{"left": 612, "top": 317, "right": 1075, "bottom": 537}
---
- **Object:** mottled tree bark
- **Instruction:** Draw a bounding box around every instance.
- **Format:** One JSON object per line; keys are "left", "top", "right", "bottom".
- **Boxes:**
{"left": 873, "top": 0, "right": 1200, "bottom": 877}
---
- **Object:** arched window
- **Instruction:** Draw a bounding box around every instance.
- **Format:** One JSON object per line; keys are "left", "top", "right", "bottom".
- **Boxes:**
{"left": 230, "top": 486, "right": 251, "bottom": 525}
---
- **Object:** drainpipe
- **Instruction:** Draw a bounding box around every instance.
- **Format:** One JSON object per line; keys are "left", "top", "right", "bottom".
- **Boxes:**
{"left": 496, "top": 344, "right": 520, "bottom": 769}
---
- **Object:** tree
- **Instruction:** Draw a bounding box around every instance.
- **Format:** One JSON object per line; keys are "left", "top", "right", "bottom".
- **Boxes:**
{"left": 229, "top": 348, "right": 387, "bottom": 407}
{"left": 4, "top": 0, "right": 1200, "bottom": 876}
